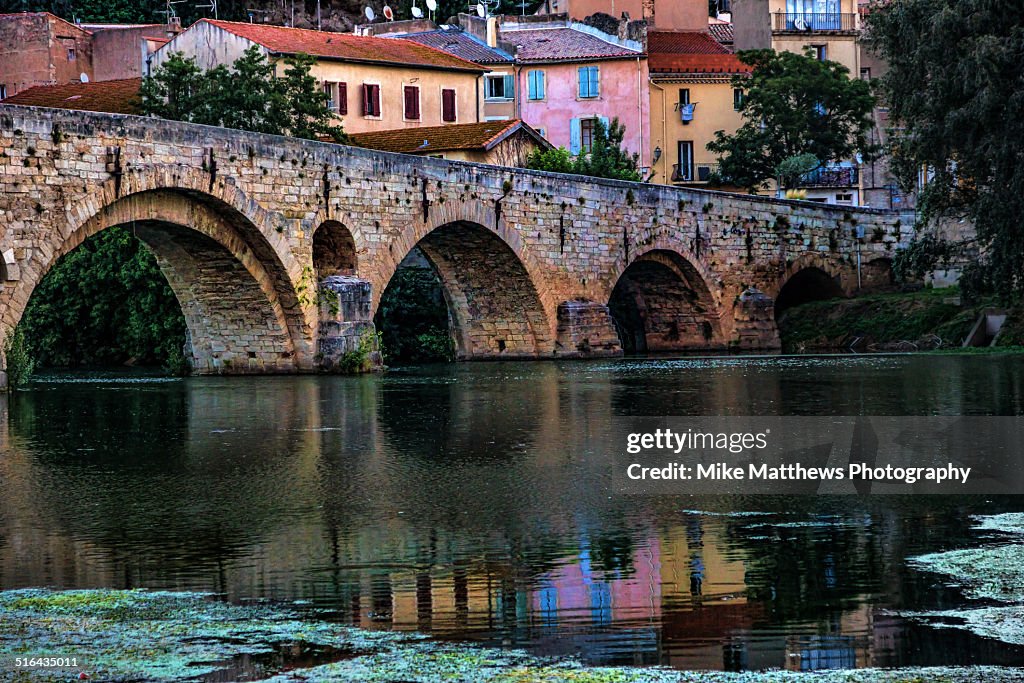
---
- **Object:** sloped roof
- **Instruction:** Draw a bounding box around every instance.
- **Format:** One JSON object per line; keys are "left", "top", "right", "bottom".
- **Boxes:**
{"left": 201, "top": 19, "right": 486, "bottom": 72}
{"left": 503, "top": 27, "right": 640, "bottom": 63}
{"left": 707, "top": 21, "right": 734, "bottom": 45}
{"left": 350, "top": 119, "right": 550, "bottom": 154}
{"left": 1, "top": 78, "right": 141, "bottom": 114}
{"left": 647, "top": 31, "right": 749, "bottom": 75}
{"left": 396, "top": 28, "right": 513, "bottom": 65}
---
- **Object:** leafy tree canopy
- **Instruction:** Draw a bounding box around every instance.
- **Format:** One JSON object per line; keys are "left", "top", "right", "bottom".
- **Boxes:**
{"left": 866, "top": 0, "right": 1024, "bottom": 300}
{"left": 141, "top": 47, "right": 347, "bottom": 142}
{"left": 708, "top": 49, "right": 876, "bottom": 191}
{"left": 527, "top": 118, "right": 641, "bottom": 182}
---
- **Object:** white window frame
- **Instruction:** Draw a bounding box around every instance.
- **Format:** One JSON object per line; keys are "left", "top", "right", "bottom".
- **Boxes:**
{"left": 484, "top": 73, "right": 514, "bottom": 102}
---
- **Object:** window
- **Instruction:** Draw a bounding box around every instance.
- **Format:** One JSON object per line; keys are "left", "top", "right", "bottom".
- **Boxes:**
{"left": 733, "top": 88, "right": 744, "bottom": 111}
{"left": 580, "top": 118, "right": 596, "bottom": 152}
{"left": 536, "top": 127, "right": 546, "bottom": 138}
{"left": 403, "top": 85, "right": 420, "bottom": 120}
{"left": 860, "top": 67, "right": 871, "bottom": 80}
{"left": 323, "top": 82, "right": 340, "bottom": 113}
{"left": 676, "top": 141, "right": 694, "bottom": 181}
{"left": 362, "top": 83, "right": 381, "bottom": 117}
{"left": 527, "top": 70, "right": 545, "bottom": 101}
{"left": 441, "top": 88, "right": 457, "bottom": 122}
{"left": 812, "top": 44, "right": 827, "bottom": 61}
{"left": 577, "top": 66, "right": 599, "bottom": 99}
{"left": 485, "top": 74, "right": 514, "bottom": 100}
{"left": 66, "top": 45, "right": 76, "bottom": 61}
{"left": 0, "top": 84, "right": 6, "bottom": 100}
{"left": 678, "top": 88, "right": 690, "bottom": 107}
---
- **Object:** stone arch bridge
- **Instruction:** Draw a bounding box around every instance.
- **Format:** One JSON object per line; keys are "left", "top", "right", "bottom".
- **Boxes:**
{"left": 0, "top": 106, "right": 909, "bottom": 380}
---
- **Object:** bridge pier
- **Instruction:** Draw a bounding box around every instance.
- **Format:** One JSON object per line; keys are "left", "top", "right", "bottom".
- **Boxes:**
{"left": 731, "top": 287, "right": 781, "bottom": 351}
{"left": 555, "top": 300, "right": 623, "bottom": 358}
{"left": 316, "top": 276, "right": 382, "bottom": 373}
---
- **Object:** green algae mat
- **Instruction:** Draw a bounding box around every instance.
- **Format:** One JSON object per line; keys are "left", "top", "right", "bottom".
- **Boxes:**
{"left": 0, "top": 587, "right": 1021, "bottom": 682}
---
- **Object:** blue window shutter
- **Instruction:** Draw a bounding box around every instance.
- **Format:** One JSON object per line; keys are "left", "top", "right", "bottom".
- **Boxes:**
{"left": 569, "top": 118, "right": 581, "bottom": 155}
{"left": 538, "top": 71, "right": 545, "bottom": 99}
{"left": 503, "top": 74, "right": 514, "bottom": 98}
{"left": 577, "top": 67, "right": 586, "bottom": 98}
{"left": 591, "top": 67, "right": 599, "bottom": 97}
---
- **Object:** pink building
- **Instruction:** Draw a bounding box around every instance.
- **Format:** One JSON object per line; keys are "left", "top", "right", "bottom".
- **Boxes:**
{"left": 501, "top": 19, "right": 650, "bottom": 169}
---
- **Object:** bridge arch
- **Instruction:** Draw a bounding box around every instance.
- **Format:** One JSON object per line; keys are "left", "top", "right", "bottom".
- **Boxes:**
{"left": 3, "top": 184, "right": 310, "bottom": 374}
{"left": 607, "top": 247, "right": 724, "bottom": 353}
{"left": 376, "top": 203, "right": 555, "bottom": 359}
{"left": 775, "top": 253, "right": 848, "bottom": 316}
{"left": 312, "top": 220, "right": 359, "bottom": 280}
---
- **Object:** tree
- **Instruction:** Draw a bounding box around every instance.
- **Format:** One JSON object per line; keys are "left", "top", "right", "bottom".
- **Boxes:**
{"left": 141, "top": 47, "right": 346, "bottom": 143}
{"left": 707, "top": 49, "right": 876, "bottom": 192}
{"left": 527, "top": 118, "right": 641, "bottom": 182}
{"left": 866, "top": 0, "right": 1024, "bottom": 300}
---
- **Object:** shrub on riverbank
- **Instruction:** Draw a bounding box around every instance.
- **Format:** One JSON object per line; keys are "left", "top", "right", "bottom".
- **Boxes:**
{"left": 777, "top": 288, "right": 1000, "bottom": 353}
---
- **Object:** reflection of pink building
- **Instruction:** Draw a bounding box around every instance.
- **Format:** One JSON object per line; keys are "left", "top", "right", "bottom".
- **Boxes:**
{"left": 501, "top": 18, "right": 650, "bottom": 169}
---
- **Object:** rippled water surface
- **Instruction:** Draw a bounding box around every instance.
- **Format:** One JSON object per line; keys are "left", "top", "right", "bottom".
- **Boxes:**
{"left": 3, "top": 354, "right": 1024, "bottom": 672}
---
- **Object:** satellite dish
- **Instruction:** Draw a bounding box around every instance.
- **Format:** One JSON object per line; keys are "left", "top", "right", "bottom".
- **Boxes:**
{"left": 426, "top": 0, "right": 437, "bottom": 10}
{"left": 411, "top": 5, "right": 423, "bottom": 17}
{"left": 794, "top": 16, "right": 808, "bottom": 31}
{"left": 383, "top": 4, "right": 394, "bottom": 19}
{"left": 80, "top": 72, "right": 89, "bottom": 83}
{"left": 476, "top": 2, "right": 486, "bottom": 16}
{"left": 364, "top": 5, "right": 375, "bottom": 20}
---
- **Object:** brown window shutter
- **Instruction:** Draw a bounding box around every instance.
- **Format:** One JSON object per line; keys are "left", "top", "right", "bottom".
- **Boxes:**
{"left": 404, "top": 85, "right": 420, "bottom": 120}
{"left": 442, "top": 88, "right": 456, "bottom": 122}
{"left": 338, "top": 82, "right": 347, "bottom": 115}
{"left": 362, "top": 83, "right": 370, "bottom": 116}
{"left": 371, "top": 84, "right": 381, "bottom": 116}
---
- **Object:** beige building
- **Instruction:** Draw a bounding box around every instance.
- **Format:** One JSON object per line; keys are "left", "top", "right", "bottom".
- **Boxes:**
{"left": 149, "top": 19, "right": 487, "bottom": 135}
{"left": 647, "top": 31, "right": 749, "bottom": 188}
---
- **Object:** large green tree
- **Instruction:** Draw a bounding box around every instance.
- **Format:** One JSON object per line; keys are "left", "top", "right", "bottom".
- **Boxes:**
{"left": 866, "top": 0, "right": 1024, "bottom": 299}
{"left": 141, "top": 47, "right": 347, "bottom": 142}
{"left": 708, "top": 49, "right": 877, "bottom": 191}
{"left": 527, "top": 118, "right": 641, "bottom": 182}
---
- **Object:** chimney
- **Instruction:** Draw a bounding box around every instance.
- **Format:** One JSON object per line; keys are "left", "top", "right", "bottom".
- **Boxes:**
{"left": 486, "top": 15, "right": 498, "bottom": 47}
{"left": 167, "top": 16, "right": 182, "bottom": 36}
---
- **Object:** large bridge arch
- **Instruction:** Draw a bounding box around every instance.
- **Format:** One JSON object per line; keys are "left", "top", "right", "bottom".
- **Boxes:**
{"left": 606, "top": 245, "right": 725, "bottom": 353}
{"left": 773, "top": 253, "right": 850, "bottom": 317}
{"left": 374, "top": 200, "right": 556, "bottom": 359}
{"left": 2, "top": 182, "right": 311, "bottom": 374}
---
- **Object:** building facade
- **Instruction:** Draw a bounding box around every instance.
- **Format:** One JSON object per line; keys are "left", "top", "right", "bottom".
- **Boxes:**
{"left": 647, "top": 30, "right": 748, "bottom": 187}
{"left": 149, "top": 19, "right": 486, "bottom": 135}
{"left": 0, "top": 12, "right": 93, "bottom": 99}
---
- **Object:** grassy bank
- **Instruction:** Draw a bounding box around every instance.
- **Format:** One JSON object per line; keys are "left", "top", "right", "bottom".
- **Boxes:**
{"left": 777, "top": 287, "right": 1024, "bottom": 353}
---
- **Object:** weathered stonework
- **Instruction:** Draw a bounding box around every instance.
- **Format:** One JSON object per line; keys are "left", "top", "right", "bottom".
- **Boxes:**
{"left": 0, "top": 106, "right": 911, "bottom": 382}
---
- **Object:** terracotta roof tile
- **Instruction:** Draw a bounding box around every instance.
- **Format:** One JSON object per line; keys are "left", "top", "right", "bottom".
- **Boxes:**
{"left": 395, "top": 29, "right": 513, "bottom": 65}
{"left": 707, "top": 21, "right": 734, "bottom": 45}
{"left": 647, "top": 31, "right": 749, "bottom": 75}
{"left": 1, "top": 78, "right": 141, "bottom": 114}
{"left": 202, "top": 19, "right": 486, "bottom": 72}
{"left": 503, "top": 27, "right": 640, "bottom": 62}
{"left": 350, "top": 119, "right": 548, "bottom": 154}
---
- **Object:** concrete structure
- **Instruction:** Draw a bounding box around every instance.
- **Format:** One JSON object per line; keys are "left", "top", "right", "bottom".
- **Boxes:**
{"left": 0, "top": 106, "right": 908, "bottom": 384}
{"left": 350, "top": 119, "right": 550, "bottom": 166}
{"left": 82, "top": 23, "right": 173, "bottom": 81}
{"left": 149, "top": 19, "right": 486, "bottom": 135}
{"left": 647, "top": 30, "right": 749, "bottom": 188}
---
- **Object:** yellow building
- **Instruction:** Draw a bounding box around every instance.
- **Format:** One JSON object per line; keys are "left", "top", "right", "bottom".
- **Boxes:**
{"left": 647, "top": 31, "right": 750, "bottom": 187}
{"left": 149, "top": 19, "right": 487, "bottom": 135}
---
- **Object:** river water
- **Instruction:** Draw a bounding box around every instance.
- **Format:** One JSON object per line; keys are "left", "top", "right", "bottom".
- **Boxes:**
{"left": 2, "top": 354, "right": 1024, "bottom": 672}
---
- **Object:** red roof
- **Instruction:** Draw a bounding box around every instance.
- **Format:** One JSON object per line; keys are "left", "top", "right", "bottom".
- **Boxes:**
{"left": 1, "top": 78, "right": 141, "bottom": 114}
{"left": 201, "top": 19, "right": 486, "bottom": 72}
{"left": 504, "top": 27, "right": 641, "bottom": 63}
{"left": 647, "top": 31, "right": 749, "bottom": 75}
{"left": 350, "top": 119, "right": 550, "bottom": 154}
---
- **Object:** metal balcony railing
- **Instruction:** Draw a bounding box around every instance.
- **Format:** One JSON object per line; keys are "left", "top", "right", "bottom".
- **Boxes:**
{"left": 772, "top": 12, "right": 858, "bottom": 33}
{"left": 799, "top": 165, "right": 859, "bottom": 187}
{"left": 671, "top": 162, "right": 719, "bottom": 183}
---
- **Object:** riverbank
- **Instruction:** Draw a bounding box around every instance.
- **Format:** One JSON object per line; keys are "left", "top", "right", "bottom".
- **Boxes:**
{"left": 1, "top": 588, "right": 1021, "bottom": 682}
{"left": 777, "top": 287, "right": 1024, "bottom": 353}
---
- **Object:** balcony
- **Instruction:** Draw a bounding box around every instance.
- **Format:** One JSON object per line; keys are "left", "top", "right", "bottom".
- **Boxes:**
{"left": 671, "top": 162, "right": 719, "bottom": 184}
{"left": 772, "top": 12, "right": 858, "bottom": 34}
{"left": 798, "top": 165, "right": 859, "bottom": 187}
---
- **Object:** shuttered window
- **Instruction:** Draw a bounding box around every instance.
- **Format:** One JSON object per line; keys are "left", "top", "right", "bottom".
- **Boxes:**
{"left": 337, "top": 82, "right": 348, "bottom": 115}
{"left": 441, "top": 88, "right": 456, "bottom": 122}
{"left": 403, "top": 85, "right": 420, "bottom": 120}
{"left": 362, "top": 83, "right": 381, "bottom": 117}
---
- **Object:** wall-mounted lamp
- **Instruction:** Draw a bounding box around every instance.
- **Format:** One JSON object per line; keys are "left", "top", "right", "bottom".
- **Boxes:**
{"left": 653, "top": 146, "right": 662, "bottom": 164}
